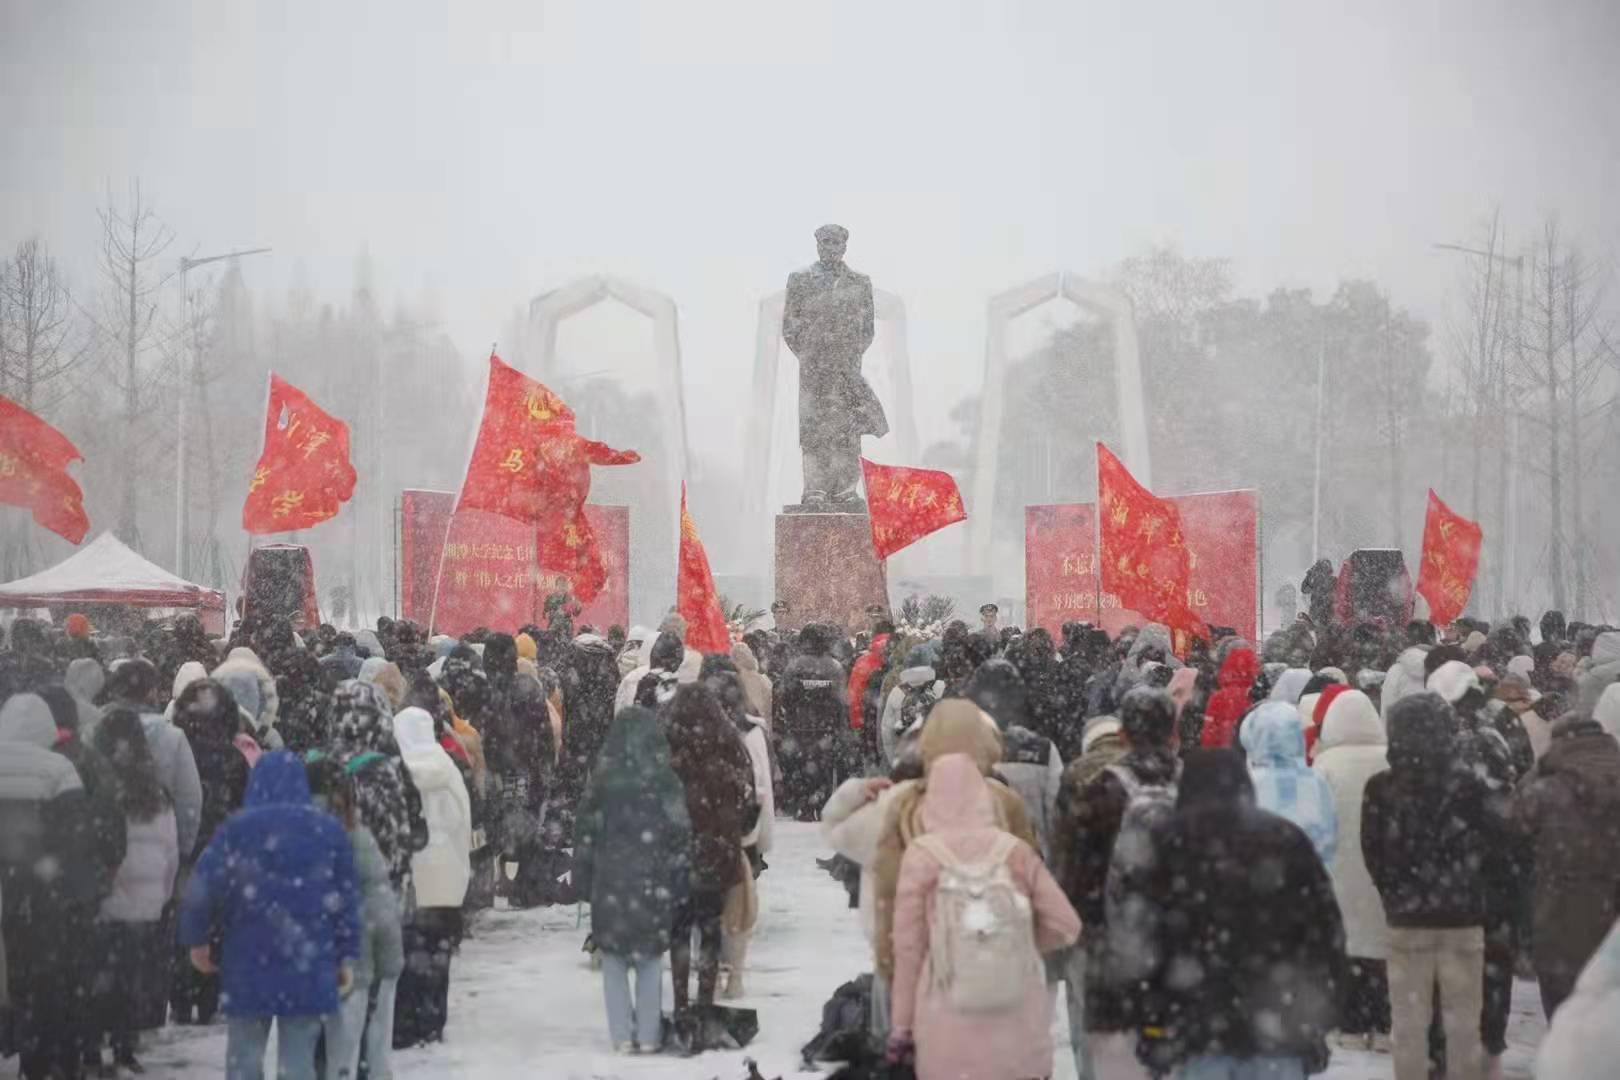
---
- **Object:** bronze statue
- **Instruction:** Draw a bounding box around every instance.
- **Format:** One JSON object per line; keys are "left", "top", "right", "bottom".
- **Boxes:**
{"left": 783, "top": 224, "right": 888, "bottom": 511}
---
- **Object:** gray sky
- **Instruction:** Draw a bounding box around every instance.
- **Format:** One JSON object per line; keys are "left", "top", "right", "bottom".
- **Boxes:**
{"left": 5, "top": 0, "right": 1618, "bottom": 476}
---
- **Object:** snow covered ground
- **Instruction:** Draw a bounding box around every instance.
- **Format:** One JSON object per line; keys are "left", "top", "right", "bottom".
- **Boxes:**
{"left": 62, "top": 821, "right": 1543, "bottom": 1079}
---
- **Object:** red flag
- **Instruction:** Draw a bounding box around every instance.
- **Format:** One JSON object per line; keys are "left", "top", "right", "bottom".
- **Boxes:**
{"left": 1097, "top": 442, "right": 1202, "bottom": 647}
{"left": 677, "top": 484, "right": 730, "bottom": 654}
{"left": 860, "top": 458, "right": 967, "bottom": 560}
{"left": 0, "top": 395, "right": 89, "bottom": 544}
{"left": 1415, "top": 489, "right": 1482, "bottom": 627}
{"left": 456, "top": 354, "right": 638, "bottom": 603}
{"left": 242, "top": 374, "right": 358, "bottom": 534}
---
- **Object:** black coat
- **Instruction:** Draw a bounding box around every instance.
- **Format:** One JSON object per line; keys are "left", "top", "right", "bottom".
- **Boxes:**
{"left": 1131, "top": 750, "right": 1346, "bottom": 1072}
{"left": 780, "top": 651, "right": 847, "bottom": 740}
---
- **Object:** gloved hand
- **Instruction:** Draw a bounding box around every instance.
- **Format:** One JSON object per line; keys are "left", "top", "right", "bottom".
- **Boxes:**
{"left": 885, "top": 1029, "right": 914, "bottom": 1065}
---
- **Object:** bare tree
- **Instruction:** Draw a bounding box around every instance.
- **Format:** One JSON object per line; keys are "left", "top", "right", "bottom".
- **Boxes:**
{"left": 1555, "top": 246, "right": 1613, "bottom": 617}
{"left": 0, "top": 237, "right": 84, "bottom": 411}
{"left": 90, "top": 182, "right": 175, "bottom": 548}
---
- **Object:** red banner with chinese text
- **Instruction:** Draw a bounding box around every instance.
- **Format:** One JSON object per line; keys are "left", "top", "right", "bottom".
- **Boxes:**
{"left": 242, "top": 374, "right": 357, "bottom": 534}
{"left": 1025, "top": 488, "right": 1258, "bottom": 641}
{"left": 399, "top": 489, "right": 628, "bottom": 637}
{"left": 677, "top": 484, "right": 730, "bottom": 654}
{"left": 1415, "top": 489, "right": 1482, "bottom": 628}
{"left": 0, "top": 394, "right": 89, "bottom": 544}
{"left": 860, "top": 457, "right": 967, "bottom": 559}
{"left": 1097, "top": 443, "right": 1194, "bottom": 630}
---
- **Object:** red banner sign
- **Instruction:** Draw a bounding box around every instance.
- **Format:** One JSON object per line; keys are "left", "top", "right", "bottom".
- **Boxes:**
{"left": 399, "top": 489, "right": 628, "bottom": 637}
{"left": 1026, "top": 489, "right": 1258, "bottom": 641}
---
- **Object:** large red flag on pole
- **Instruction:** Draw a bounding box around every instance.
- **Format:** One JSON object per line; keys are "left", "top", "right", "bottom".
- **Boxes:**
{"left": 242, "top": 374, "right": 358, "bottom": 534}
{"left": 860, "top": 457, "right": 967, "bottom": 560}
{"left": 676, "top": 484, "right": 730, "bottom": 653}
{"left": 0, "top": 395, "right": 89, "bottom": 544}
{"left": 1097, "top": 442, "right": 1204, "bottom": 654}
{"left": 455, "top": 353, "right": 638, "bottom": 603}
{"left": 1415, "top": 489, "right": 1483, "bottom": 627}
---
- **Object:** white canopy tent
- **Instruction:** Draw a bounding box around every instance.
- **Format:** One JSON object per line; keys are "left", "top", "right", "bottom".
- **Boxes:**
{"left": 0, "top": 533, "right": 226, "bottom": 629}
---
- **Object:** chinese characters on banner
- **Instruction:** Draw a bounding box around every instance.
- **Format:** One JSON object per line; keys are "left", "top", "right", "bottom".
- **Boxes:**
{"left": 677, "top": 484, "right": 730, "bottom": 654}
{"left": 1025, "top": 488, "right": 1259, "bottom": 641}
{"left": 0, "top": 394, "right": 89, "bottom": 543}
{"left": 1097, "top": 443, "right": 1196, "bottom": 638}
{"left": 1414, "top": 488, "right": 1482, "bottom": 628}
{"left": 241, "top": 374, "right": 357, "bottom": 534}
{"left": 399, "top": 489, "right": 629, "bottom": 637}
{"left": 860, "top": 457, "right": 967, "bottom": 560}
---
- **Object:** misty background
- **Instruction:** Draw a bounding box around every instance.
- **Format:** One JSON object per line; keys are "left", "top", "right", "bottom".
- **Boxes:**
{"left": 2, "top": 0, "right": 1617, "bottom": 628}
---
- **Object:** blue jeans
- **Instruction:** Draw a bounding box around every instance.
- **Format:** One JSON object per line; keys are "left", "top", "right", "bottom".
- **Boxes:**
{"left": 1177, "top": 1055, "right": 1306, "bottom": 1080}
{"left": 321, "top": 977, "right": 398, "bottom": 1080}
{"left": 225, "top": 1015, "right": 325, "bottom": 1080}
{"left": 601, "top": 952, "right": 663, "bottom": 1049}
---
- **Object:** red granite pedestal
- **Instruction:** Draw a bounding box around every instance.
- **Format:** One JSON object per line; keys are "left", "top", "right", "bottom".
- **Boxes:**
{"left": 775, "top": 513, "right": 889, "bottom": 636}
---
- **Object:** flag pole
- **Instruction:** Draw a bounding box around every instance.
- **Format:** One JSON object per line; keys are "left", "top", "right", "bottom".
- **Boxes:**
{"left": 1310, "top": 327, "right": 1326, "bottom": 562}
{"left": 1093, "top": 443, "right": 1103, "bottom": 625}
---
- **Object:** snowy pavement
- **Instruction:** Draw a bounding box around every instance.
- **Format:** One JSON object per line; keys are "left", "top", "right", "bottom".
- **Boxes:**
{"left": 58, "top": 821, "right": 1543, "bottom": 1079}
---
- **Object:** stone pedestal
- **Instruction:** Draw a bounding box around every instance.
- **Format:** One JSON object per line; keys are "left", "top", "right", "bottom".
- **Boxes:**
{"left": 775, "top": 513, "right": 888, "bottom": 635}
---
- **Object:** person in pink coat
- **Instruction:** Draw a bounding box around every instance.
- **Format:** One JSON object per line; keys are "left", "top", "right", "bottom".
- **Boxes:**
{"left": 889, "top": 752, "right": 1082, "bottom": 1080}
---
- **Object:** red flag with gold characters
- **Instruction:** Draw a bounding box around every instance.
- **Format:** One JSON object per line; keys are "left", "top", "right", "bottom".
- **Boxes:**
{"left": 242, "top": 374, "right": 358, "bottom": 534}
{"left": 456, "top": 353, "right": 638, "bottom": 603}
{"left": 677, "top": 484, "right": 730, "bottom": 653}
{"left": 1097, "top": 442, "right": 1203, "bottom": 649}
{"left": 0, "top": 394, "right": 89, "bottom": 544}
{"left": 860, "top": 458, "right": 966, "bottom": 560}
{"left": 1415, "top": 488, "right": 1482, "bottom": 627}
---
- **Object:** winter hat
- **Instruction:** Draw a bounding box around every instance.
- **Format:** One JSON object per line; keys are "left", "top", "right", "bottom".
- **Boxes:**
{"left": 359, "top": 657, "right": 409, "bottom": 713}
{"left": 919, "top": 698, "right": 1003, "bottom": 775}
{"left": 1120, "top": 686, "right": 1178, "bottom": 747}
{"left": 64, "top": 613, "right": 92, "bottom": 639}
{"left": 1386, "top": 692, "right": 1456, "bottom": 771}
{"left": 65, "top": 657, "right": 105, "bottom": 703}
{"left": 1463, "top": 631, "right": 1488, "bottom": 656}
{"left": 1080, "top": 715, "right": 1123, "bottom": 755}
{"left": 1428, "top": 659, "right": 1482, "bottom": 706}
{"left": 515, "top": 632, "right": 539, "bottom": 661}
{"left": 1506, "top": 654, "right": 1535, "bottom": 680}
{"left": 1177, "top": 748, "right": 1253, "bottom": 810}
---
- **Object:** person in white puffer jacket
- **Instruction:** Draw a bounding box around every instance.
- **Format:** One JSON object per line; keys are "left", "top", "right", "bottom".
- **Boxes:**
{"left": 1536, "top": 916, "right": 1620, "bottom": 1079}
{"left": 1311, "top": 687, "right": 1392, "bottom": 1050}
{"left": 90, "top": 710, "right": 180, "bottom": 1075}
{"left": 391, "top": 706, "right": 473, "bottom": 1047}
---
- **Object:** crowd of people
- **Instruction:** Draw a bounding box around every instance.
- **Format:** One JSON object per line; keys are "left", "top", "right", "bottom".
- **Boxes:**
{"left": 0, "top": 596, "right": 1617, "bottom": 1079}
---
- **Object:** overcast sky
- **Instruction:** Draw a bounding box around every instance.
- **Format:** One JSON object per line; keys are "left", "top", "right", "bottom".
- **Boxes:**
{"left": 4, "top": 0, "right": 1618, "bottom": 475}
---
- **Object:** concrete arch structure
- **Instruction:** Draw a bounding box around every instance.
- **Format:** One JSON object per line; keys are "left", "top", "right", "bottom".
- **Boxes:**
{"left": 744, "top": 287, "right": 919, "bottom": 591}
{"left": 968, "top": 272, "right": 1149, "bottom": 574}
{"left": 526, "top": 274, "right": 690, "bottom": 625}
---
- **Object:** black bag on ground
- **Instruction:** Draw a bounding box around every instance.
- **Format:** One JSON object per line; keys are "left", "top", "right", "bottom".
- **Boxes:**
{"left": 801, "top": 974, "right": 874, "bottom": 1065}
{"left": 661, "top": 1004, "right": 760, "bottom": 1055}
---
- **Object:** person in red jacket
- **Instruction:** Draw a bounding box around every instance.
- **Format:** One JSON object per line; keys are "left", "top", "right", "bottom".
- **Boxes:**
{"left": 1201, "top": 647, "right": 1260, "bottom": 748}
{"left": 849, "top": 622, "right": 895, "bottom": 732}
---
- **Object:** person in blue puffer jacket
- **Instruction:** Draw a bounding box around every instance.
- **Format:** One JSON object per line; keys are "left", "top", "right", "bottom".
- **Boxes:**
{"left": 179, "top": 750, "right": 361, "bottom": 1080}
{"left": 1240, "top": 701, "right": 1339, "bottom": 865}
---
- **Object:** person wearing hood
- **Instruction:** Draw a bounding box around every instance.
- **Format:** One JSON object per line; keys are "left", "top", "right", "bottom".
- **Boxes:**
{"left": 320, "top": 633, "right": 365, "bottom": 687}
{"left": 0, "top": 618, "right": 64, "bottom": 699}
{"left": 0, "top": 692, "right": 98, "bottom": 1080}
{"left": 179, "top": 750, "right": 361, "bottom": 1080}
{"left": 1362, "top": 693, "right": 1502, "bottom": 1080}
{"left": 217, "top": 646, "right": 281, "bottom": 732}
{"left": 573, "top": 706, "right": 693, "bottom": 1053}
{"left": 848, "top": 621, "right": 894, "bottom": 738}
{"left": 1311, "top": 688, "right": 1392, "bottom": 1048}
{"left": 559, "top": 633, "right": 620, "bottom": 801}
{"left": 1267, "top": 667, "right": 1313, "bottom": 707}
{"left": 1381, "top": 625, "right": 1434, "bottom": 724}
{"left": 1114, "top": 623, "right": 1180, "bottom": 699}
{"left": 1535, "top": 916, "right": 1620, "bottom": 1079}
{"left": 391, "top": 706, "right": 472, "bottom": 1052}
{"left": 88, "top": 709, "right": 179, "bottom": 1075}
{"left": 358, "top": 656, "right": 409, "bottom": 714}
{"left": 1127, "top": 749, "right": 1345, "bottom": 1079}
{"left": 330, "top": 679, "right": 427, "bottom": 890}
{"left": 731, "top": 640, "right": 774, "bottom": 729}
{"left": 1575, "top": 629, "right": 1620, "bottom": 718}
{"left": 967, "top": 659, "right": 1064, "bottom": 861}
{"left": 778, "top": 623, "right": 850, "bottom": 821}
{"left": 36, "top": 685, "right": 128, "bottom": 906}
{"left": 104, "top": 658, "right": 205, "bottom": 868}
{"left": 1052, "top": 686, "right": 1181, "bottom": 1079}
{"left": 1199, "top": 646, "right": 1260, "bottom": 750}
{"left": 65, "top": 656, "right": 106, "bottom": 727}
{"left": 872, "top": 700, "right": 1039, "bottom": 991}
{"left": 887, "top": 753, "right": 1081, "bottom": 1080}
{"left": 168, "top": 679, "right": 254, "bottom": 1025}
{"left": 879, "top": 644, "right": 944, "bottom": 767}
{"left": 1240, "top": 702, "right": 1338, "bottom": 865}
{"left": 1512, "top": 714, "right": 1620, "bottom": 1019}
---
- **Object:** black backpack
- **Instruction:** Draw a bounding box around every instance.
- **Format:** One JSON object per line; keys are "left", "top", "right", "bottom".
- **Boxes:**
{"left": 801, "top": 974, "right": 875, "bottom": 1066}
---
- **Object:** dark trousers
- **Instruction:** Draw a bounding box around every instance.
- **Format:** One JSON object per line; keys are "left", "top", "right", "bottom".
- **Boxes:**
{"left": 1341, "top": 957, "right": 1391, "bottom": 1035}
{"left": 1481, "top": 920, "right": 1516, "bottom": 1055}
{"left": 3, "top": 897, "right": 92, "bottom": 1080}
{"left": 394, "top": 907, "right": 462, "bottom": 1048}
{"left": 776, "top": 729, "right": 842, "bottom": 820}
{"left": 670, "top": 889, "right": 727, "bottom": 1011}
{"left": 92, "top": 921, "right": 163, "bottom": 1059}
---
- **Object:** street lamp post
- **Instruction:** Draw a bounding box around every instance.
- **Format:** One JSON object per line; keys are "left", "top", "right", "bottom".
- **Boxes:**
{"left": 176, "top": 247, "right": 270, "bottom": 578}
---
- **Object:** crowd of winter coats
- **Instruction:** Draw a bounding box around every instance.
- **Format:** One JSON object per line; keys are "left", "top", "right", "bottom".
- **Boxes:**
{"left": 803, "top": 610, "right": 1620, "bottom": 1080}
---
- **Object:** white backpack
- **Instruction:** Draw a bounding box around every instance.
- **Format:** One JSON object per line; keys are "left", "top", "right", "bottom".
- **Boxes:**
{"left": 912, "top": 832, "right": 1040, "bottom": 1013}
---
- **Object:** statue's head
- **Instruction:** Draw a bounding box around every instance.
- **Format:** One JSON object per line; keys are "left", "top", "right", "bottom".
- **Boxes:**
{"left": 815, "top": 224, "right": 849, "bottom": 267}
